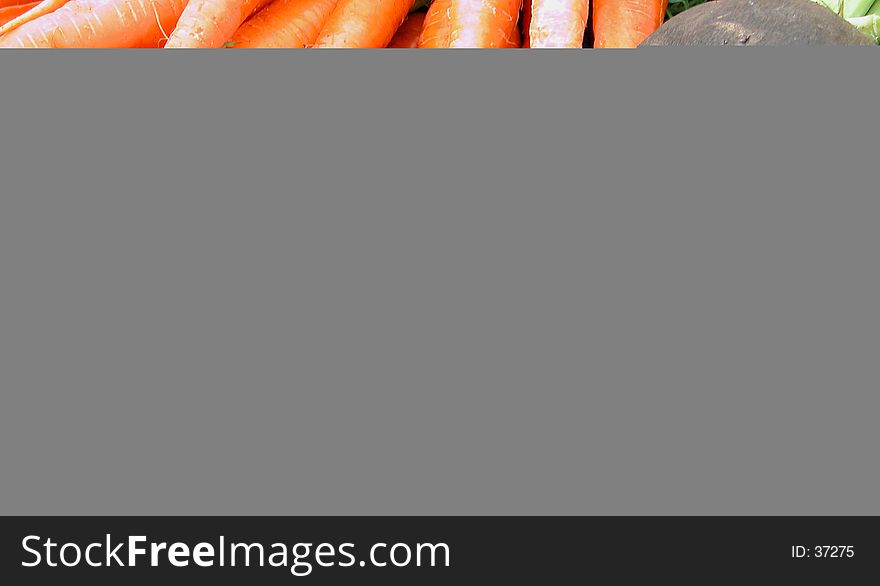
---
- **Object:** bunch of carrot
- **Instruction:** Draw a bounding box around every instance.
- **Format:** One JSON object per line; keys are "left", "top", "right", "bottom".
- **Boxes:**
{"left": 0, "top": 0, "right": 669, "bottom": 48}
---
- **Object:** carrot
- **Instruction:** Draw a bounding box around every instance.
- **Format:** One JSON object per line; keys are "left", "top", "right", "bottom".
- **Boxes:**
{"left": 525, "top": 0, "right": 588, "bottom": 47}
{"left": 0, "top": 0, "right": 187, "bottom": 47}
{"left": 165, "top": 0, "right": 274, "bottom": 48}
{"left": 312, "top": 0, "right": 413, "bottom": 47}
{"left": 449, "top": 0, "right": 522, "bottom": 47}
{"left": 229, "top": 0, "right": 338, "bottom": 47}
{"left": 1, "top": 0, "right": 36, "bottom": 13}
{"left": 1, "top": 1, "right": 39, "bottom": 24}
{"left": 417, "top": 0, "right": 450, "bottom": 46}
{"left": 505, "top": 15, "right": 521, "bottom": 46}
{"left": 592, "top": 0, "right": 667, "bottom": 48}
{"left": 0, "top": 0, "right": 40, "bottom": 7}
{"left": 0, "top": 0, "right": 67, "bottom": 37}
{"left": 418, "top": 0, "right": 522, "bottom": 49}
{"left": 387, "top": 9, "right": 425, "bottom": 46}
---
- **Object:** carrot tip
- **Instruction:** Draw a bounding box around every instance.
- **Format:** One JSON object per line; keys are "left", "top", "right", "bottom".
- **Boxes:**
{"left": 0, "top": 0, "right": 68, "bottom": 37}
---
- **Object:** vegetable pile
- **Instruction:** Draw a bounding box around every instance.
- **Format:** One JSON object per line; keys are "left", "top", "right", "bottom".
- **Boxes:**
{"left": 0, "top": 0, "right": 670, "bottom": 47}
{"left": 0, "top": 0, "right": 877, "bottom": 47}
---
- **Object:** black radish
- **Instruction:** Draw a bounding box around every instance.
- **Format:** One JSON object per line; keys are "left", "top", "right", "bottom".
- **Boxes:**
{"left": 641, "top": 0, "right": 875, "bottom": 45}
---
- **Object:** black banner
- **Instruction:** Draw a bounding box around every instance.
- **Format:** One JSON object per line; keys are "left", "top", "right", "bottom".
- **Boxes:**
{"left": 2, "top": 517, "right": 876, "bottom": 583}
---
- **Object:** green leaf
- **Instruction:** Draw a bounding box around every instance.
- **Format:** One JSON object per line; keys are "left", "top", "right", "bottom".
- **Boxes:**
{"left": 846, "top": 14, "right": 880, "bottom": 42}
{"left": 813, "top": 0, "right": 876, "bottom": 17}
{"left": 666, "top": 0, "right": 709, "bottom": 19}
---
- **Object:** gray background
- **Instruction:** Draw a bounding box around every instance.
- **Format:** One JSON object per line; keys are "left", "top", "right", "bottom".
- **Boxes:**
{"left": 1, "top": 49, "right": 877, "bottom": 515}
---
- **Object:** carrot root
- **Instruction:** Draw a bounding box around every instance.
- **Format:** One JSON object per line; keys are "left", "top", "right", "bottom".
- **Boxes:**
{"left": 449, "top": 0, "right": 522, "bottom": 47}
{"left": 0, "top": 0, "right": 68, "bottom": 37}
{"left": 0, "top": 0, "right": 42, "bottom": 7}
{"left": 165, "top": 0, "right": 273, "bottom": 48}
{"left": 417, "top": 0, "right": 451, "bottom": 47}
{"left": 593, "top": 0, "right": 668, "bottom": 48}
{"left": 387, "top": 9, "right": 425, "bottom": 47}
{"left": 0, "top": 0, "right": 188, "bottom": 48}
{"left": 312, "top": 0, "right": 413, "bottom": 48}
{"left": 526, "top": 0, "right": 589, "bottom": 48}
{"left": 1, "top": 2, "right": 40, "bottom": 26}
{"left": 419, "top": 0, "right": 521, "bottom": 47}
{"left": 229, "top": 0, "right": 338, "bottom": 48}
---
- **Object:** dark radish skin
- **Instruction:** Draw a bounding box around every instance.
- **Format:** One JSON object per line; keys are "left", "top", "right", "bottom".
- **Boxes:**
{"left": 641, "top": 0, "right": 875, "bottom": 45}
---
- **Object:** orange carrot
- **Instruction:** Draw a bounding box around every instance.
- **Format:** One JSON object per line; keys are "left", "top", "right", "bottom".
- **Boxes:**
{"left": 312, "top": 0, "right": 413, "bottom": 48}
{"left": 421, "top": 0, "right": 521, "bottom": 47}
{"left": 0, "top": 0, "right": 187, "bottom": 47}
{"left": 0, "top": 0, "right": 68, "bottom": 37}
{"left": 449, "top": 0, "right": 521, "bottom": 47}
{"left": 506, "top": 16, "right": 520, "bottom": 46}
{"left": 387, "top": 9, "right": 424, "bottom": 47}
{"left": 525, "top": 0, "right": 588, "bottom": 47}
{"left": 417, "top": 0, "right": 450, "bottom": 47}
{"left": 229, "top": 0, "right": 338, "bottom": 47}
{"left": 0, "top": 0, "right": 40, "bottom": 7}
{"left": 592, "top": 0, "right": 667, "bottom": 48}
{"left": 1, "top": 1, "right": 39, "bottom": 25}
{"left": 165, "top": 0, "right": 273, "bottom": 48}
